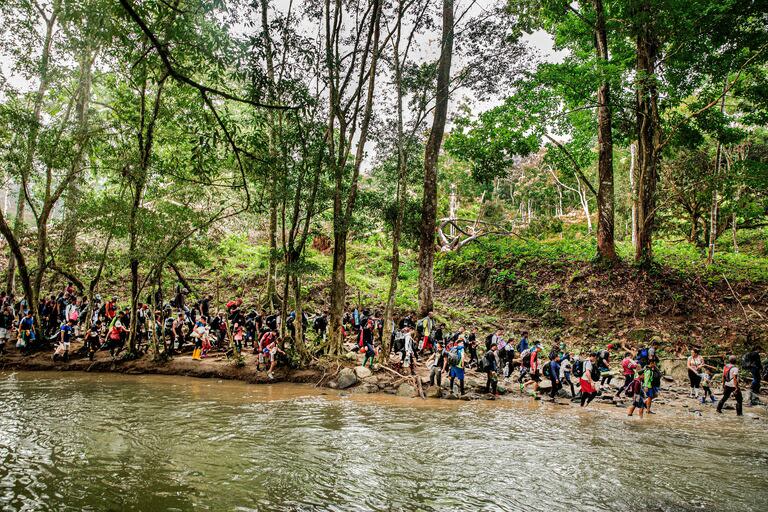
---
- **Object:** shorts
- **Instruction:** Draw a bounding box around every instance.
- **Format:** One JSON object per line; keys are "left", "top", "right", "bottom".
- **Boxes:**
{"left": 531, "top": 371, "right": 541, "bottom": 382}
{"left": 449, "top": 367, "right": 465, "bottom": 380}
{"left": 646, "top": 387, "right": 659, "bottom": 398}
{"left": 632, "top": 394, "right": 646, "bottom": 409}
{"left": 63, "top": 342, "right": 71, "bottom": 351}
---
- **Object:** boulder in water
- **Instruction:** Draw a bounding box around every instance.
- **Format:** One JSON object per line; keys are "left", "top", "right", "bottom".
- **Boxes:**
{"left": 337, "top": 368, "right": 358, "bottom": 389}
{"left": 397, "top": 383, "right": 416, "bottom": 397}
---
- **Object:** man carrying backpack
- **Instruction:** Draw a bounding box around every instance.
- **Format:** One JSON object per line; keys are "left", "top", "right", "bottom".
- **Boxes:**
{"left": 448, "top": 338, "right": 467, "bottom": 396}
{"left": 546, "top": 353, "right": 562, "bottom": 402}
{"left": 483, "top": 342, "right": 501, "bottom": 395}
{"left": 643, "top": 359, "right": 662, "bottom": 414}
{"left": 717, "top": 355, "right": 743, "bottom": 416}
{"left": 417, "top": 312, "right": 435, "bottom": 355}
{"left": 517, "top": 331, "right": 529, "bottom": 353}
{"left": 743, "top": 347, "right": 762, "bottom": 406}
{"left": 429, "top": 342, "right": 448, "bottom": 388}
{"left": 580, "top": 352, "right": 600, "bottom": 407}
{"left": 616, "top": 351, "right": 639, "bottom": 398}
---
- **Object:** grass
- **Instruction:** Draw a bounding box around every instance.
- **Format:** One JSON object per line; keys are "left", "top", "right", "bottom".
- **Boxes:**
{"left": 207, "top": 224, "right": 767, "bottom": 317}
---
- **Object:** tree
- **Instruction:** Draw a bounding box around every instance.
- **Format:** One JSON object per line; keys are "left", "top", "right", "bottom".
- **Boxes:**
{"left": 417, "top": 0, "right": 453, "bottom": 316}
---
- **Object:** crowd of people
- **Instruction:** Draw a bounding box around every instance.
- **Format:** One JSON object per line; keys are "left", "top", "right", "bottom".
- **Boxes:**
{"left": 0, "top": 287, "right": 765, "bottom": 416}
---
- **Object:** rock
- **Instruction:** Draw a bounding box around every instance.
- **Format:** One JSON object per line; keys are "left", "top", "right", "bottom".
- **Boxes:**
{"left": 344, "top": 351, "right": 357, "bottom": 362}
{"left": 396, "top": 383, "right": 416, "bottom": 397}
{"left": 354, "top": 366, "right": 372, "bottom": 379}
{"left": 362, "top": 375, "right": 379, "bottom": 386}
{"left": 352, "top": 383, "right": 379, "bottom": 394}
{"left": 328, "top": 380, "right": 338, "bottom": 389}
{"left": 337, "top": 368, "right": 358, "bottom": 389}
{"left": 429, "top": 386, "right": 444, "bottom": 398}
{"left": 420, "top": 376, "right": 430, "bottom": 385}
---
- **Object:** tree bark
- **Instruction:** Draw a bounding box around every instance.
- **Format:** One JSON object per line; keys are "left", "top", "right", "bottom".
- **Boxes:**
{"left": 593, "top": 0, "right": 617, "bottom": 263}
{"left": 706, "top": 78, "right": 728, "bottom": 265}
{"left": 633, "top": 2, "right": 661, "bottom": 267}
{"left": 61, "top": 48, "right": 94, "bottom": 267}
{"left": 417, "top": 0, "right": 453, "bottom": 316}
{"left": 261, "top": 0, "right": 279, "bottom": 312}
{"left": 327, "top": 0, "right": 382, "bottom": 355}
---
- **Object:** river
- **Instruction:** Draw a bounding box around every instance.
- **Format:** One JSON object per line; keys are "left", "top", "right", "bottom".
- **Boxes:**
{"left": 1, "top": 372, "right": 767, "bottom": 511}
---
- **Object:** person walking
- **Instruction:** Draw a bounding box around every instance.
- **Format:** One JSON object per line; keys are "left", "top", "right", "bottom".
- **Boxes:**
{"left": 687, "top": 348, "right": 704, "bottom": 399}
{"left": 717, "top": 355, "right": 743, "bottom": 416}
{"left": 547, "top": 354, "right": 562, "bottom": 402}
{"left": 580, "top": 352, "right": 599, "bottom": 407}
{"left": 448, "top": 339, "right": 467, "bottom": 397}
{"left": 743, "top": 347, "right": 762, "bottom": 406}
{"left": 643, "top": 359, "right": 662, "bottom": 414}
{"left": 483, "top": 342, "right": 500, "bottom": 395}
{"left": 616, "top": 351, "right": 639, "bottom": 398}
{"left": 429, "top": 342, "right": 448, "bottom": 388}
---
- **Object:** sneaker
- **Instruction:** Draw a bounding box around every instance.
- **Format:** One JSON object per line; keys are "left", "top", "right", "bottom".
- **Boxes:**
{"left": 268, "top": 372, "right": 274, "bottom": 380}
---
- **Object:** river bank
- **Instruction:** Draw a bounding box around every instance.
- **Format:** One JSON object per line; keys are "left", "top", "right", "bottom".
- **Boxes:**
{"left": 2, "top": 340, "right": 764, "bottom": 422}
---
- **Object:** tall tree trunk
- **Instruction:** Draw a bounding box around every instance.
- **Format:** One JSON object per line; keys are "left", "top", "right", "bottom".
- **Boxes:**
{"left": 593, "top": 0, "right": 616, "bottom": 263}
{"left": 629, "top": 141, "right": 637, "bottom": 248}
{"left": 5, "top": 5, "right": 58, "bottom": 293}
{"left": 417, "top": 0, "right": 453, "bottom": 316}
{"left": 261, "top": 0, "right": 279, "bottom": 311}
{"left": 382, "top": 3, "right": 411, "bottom": 358}
{"left": 61, "top": 48, "right": 94, "bottom": 267}
{"left": 327, "top": 0, "right": 382, "bottom": 355}
{"left": 634, "top": 2, "right": 661, "bottom": 267}
{"left": 706, "top": 80, "right": 728, "bottom": 265}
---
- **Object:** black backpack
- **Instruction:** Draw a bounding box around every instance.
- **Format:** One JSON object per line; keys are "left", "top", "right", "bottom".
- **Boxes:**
{"left": 590, "top": 363, "right": 601, "bottom": 382}
{"left": 650, "top": 367, "right": 662, "bottom": 388}
{"left": 477, "top": 354, "right": 487, "bottom": 372}
{"left": 572, "top": 359, "right": 584, "bottom": 378}
{"left": 543, "top": 361, "right": 552, "bottom": 379}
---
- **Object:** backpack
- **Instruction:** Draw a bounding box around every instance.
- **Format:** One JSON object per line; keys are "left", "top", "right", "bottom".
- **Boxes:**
{"left": 485, "top": 333, "right": 494, "bottom": 349}
{"left": 477, "top": 353, "right": 488, "bottom": 372}
{"left": 590, "top": 364, "right": 601, "bottom": 382}
{"left": 650, "top": 366, "right": 662, "bottom": 387}
{"left": 637, "top": 347, "right": 649, "bottom": 365}
{"left": 542, "top": 361, "right": 552, "bottom": 379}
{"left": 448, "top": 348, "right": 460, "bottom": 366}
{"left": 723, "top": 364, "right": 735, "bottom": 385}
{"left": 520, "top": 348, "right": 532, "bottom": 367}
{"left": 572, "top": 359, "right": 584, "bottom": 378}
{"left": 626, "top": 379, "right": 640, "bottom": 398}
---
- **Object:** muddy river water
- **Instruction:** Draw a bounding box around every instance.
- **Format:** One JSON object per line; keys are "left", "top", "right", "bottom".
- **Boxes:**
{"left": 1, "top": 371, "right": 767, "bottom": 511}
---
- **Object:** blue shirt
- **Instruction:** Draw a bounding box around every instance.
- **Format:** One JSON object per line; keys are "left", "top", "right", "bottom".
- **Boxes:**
{"left": 61, "top": 324, "right": 73, "bottom": 342}
{"left": 550, "top": 360, "right": 561, "bottom": 382}
{"left": 517, "top": 337, "right": 529, "bottom": 353}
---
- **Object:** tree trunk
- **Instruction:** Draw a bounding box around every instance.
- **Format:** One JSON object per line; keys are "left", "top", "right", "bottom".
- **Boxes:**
{"left": 629, "top": 141, "right": 637, "bottom": 248}
{"left": 593, "top": 0, "right": 617, "bottom": 263}
{"left": 261, "top": 0, "right": 279, "bottom": 312}
{"left": 327, "top": 0, "right": 382, "bottom": 355}
{"left": 634, "top": 3, "right": 661, "bottom": 267}
{"left": 61, "top": 48, "right": 94, "bottom": 267}
{"left": 417, "top": 0, "right": 453, "bottom": 316}
{"left": 706, "top": 79, "right": 728, "bottom": 265}
{"left": 579, "top": 182, "right": 592, "bottom": 233}
{"left": 5, "top": 6, "right": 58, "bottom": 293}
